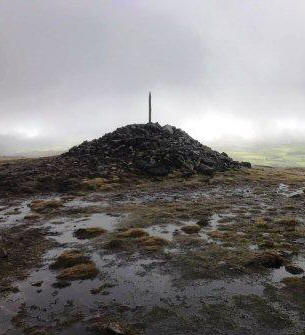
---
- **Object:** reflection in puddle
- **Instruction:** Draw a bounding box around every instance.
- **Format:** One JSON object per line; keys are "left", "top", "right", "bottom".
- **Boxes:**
{"left": 277, "top": 183, "right": 305, "bottom": 198}
{"left": 145, "top": 223, "right": 182, "bottom": 241}
{"left": 0, "top": 201, "right": 31, "bottom": 226}
{"left": 46, "top": 213, "right": 120, "bottom": 245}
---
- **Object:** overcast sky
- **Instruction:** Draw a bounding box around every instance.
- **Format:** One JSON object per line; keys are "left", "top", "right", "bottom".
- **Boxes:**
{"left": 1, "top": 0, "right": 305, "bottom": 154}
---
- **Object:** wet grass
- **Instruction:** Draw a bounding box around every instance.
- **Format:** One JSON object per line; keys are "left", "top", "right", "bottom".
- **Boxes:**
{"left": 49, "top": 250, "right": 91, "bottom": 269}
{"left": 29, "top": 199, "right": 64, "bottom": 213}
{"left": 74, "top": 227, "right": 106, "bottom": 239}
{"left": 57, "top": 262, "right": 99, "bottom": 280}
{"left": 0, "top": 224, "right": 56, "bottom": 292}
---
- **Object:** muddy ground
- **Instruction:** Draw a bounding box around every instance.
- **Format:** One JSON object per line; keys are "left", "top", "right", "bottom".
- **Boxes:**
{"left": 1, "top": 166, "right": 305, "bottom": 335}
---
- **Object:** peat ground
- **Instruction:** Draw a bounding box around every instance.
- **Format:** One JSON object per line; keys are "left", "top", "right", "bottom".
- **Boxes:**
{"left": 1, "top": 166, "right": 305, "bottom": 334}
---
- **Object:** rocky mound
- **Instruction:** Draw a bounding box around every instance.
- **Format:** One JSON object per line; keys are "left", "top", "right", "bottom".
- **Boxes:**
{"left": 0, "top": 123, "right": 250, "bottom": 195}
{"left": 65, "top": 123, "right": 250, "bottom": 176}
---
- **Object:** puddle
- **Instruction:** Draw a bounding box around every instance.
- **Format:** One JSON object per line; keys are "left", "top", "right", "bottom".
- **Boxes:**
{"left": 0, "top": 201, "right": 31, "bottom": 226}
{"left": 277, "top": 183, "right": 289, "bottom": 193}
{"left": 64, "top": 198, "right": 109, "bottom": 209}
{"left": 249, "top": 244, "right": 259, "bottom": 251}
{"left": 45, "top": 213, "right": 120, "bottom": 245}
{"left": 276, "top": 183, "right": 305, "bottom": 198}
{"left": 145, "top": 223, "right": 183, "bottom": 241}
{"left": 270, "top": 255, "right": 305, "bottom": 284}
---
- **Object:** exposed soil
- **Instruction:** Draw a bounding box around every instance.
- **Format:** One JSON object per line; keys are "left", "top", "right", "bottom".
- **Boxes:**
{"left": 1, "top": 166, "right": 305, "bottom": 335}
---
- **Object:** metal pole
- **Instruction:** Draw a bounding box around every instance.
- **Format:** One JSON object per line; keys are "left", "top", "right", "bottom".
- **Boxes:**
{"left": 149, "top": 92, "right": 152, "bottom": 123}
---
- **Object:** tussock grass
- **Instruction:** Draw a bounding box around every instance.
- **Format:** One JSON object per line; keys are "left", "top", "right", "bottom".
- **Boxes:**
{"left": 50, "top": 250, "right": 90, "bottom": 269}
{"left": 57, "top": 262, "right": 99, "bottom": 280}
{"left": 74, "top": 227, "right": 106, "bottom": 239}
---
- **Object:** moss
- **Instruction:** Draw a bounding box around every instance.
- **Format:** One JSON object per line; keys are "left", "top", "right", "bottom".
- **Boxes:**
{"left": 74, "top": 227, "right": 106, "bottom": 239}
{"left": 50, "top": 250, "right": 90, "bottom": 269}
{"left": 181, "top": 224, "right": 201, "bottom": 234}
{"left": 56, "top": 262, "right": 99, "bottom": 280}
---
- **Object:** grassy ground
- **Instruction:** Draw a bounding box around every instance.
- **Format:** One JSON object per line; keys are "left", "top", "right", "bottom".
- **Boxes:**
{"left": 227, "top": 144, "right": 305, "bottom": 168}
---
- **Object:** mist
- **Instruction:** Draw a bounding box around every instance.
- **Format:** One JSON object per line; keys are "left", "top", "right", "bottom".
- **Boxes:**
{"left": 1, "top": 0, "right": 305, "bottom": 154}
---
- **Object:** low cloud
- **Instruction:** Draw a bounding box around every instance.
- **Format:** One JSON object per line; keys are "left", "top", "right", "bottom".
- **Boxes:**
{"left": 1, "top": 0, "right": 305, "bottom": 153}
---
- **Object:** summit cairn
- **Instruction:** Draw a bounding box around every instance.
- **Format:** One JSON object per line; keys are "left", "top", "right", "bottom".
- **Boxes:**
{"left": 64, "top": 123, "right": 250, "bottom": 177}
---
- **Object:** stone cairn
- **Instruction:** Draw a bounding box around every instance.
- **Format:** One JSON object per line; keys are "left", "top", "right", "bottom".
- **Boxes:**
{"left": 64, "top": 123, "right": 251, "bottom": 177}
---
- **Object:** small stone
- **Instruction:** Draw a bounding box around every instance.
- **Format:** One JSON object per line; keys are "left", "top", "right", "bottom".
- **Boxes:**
{"left": 162, "top": 124, "right": 174, "bottom": 135}
{"left": 31, "top": 281, "right": 43, "bottom": 287}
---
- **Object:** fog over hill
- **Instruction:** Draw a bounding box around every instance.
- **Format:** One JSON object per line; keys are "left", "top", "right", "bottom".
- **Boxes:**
{"left": 1, "top": 0, "right": 305, "bottom": 161}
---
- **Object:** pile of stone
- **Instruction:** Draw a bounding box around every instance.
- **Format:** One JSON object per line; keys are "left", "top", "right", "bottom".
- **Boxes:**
{"left": 0, "top": 123, "right": 250, "bottom": 195}
{"left": 64, "top": 123, "right": 250, "bottom": 176}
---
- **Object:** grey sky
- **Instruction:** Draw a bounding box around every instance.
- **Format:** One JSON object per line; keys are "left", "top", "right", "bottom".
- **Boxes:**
{"left": 1, "top": 0, "right": 305, "bottom": 153}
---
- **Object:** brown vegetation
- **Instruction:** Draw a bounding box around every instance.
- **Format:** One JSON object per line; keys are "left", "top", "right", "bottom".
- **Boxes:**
{"left": 74, "top": 227, "right": 106, "bottom": 239}
{"left": 56, "top": 262, "right": 99, "bottom": 280}
{"left": 49, "top": 250, "right": 90, "bottom": 269}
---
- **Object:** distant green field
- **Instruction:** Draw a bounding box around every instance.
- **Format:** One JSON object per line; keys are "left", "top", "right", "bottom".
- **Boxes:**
{"left": 226, "top": 145, "right": 305, "bottom": 167}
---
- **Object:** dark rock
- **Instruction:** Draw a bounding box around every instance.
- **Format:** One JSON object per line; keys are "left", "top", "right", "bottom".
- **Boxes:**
{"left": 31, "top": 281, "right": 43, "bottom": 287}
{"left": 285, "top": 264, "right": 304, "bottom": 275}
{"left": 0, "top": 247, "right": 8, "bottom": 258}
{"left": 195, "top": 164, "right": 215, "bottom": 176}
{"left": 241, "top": 161, "right": 251, "bottom": 168}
